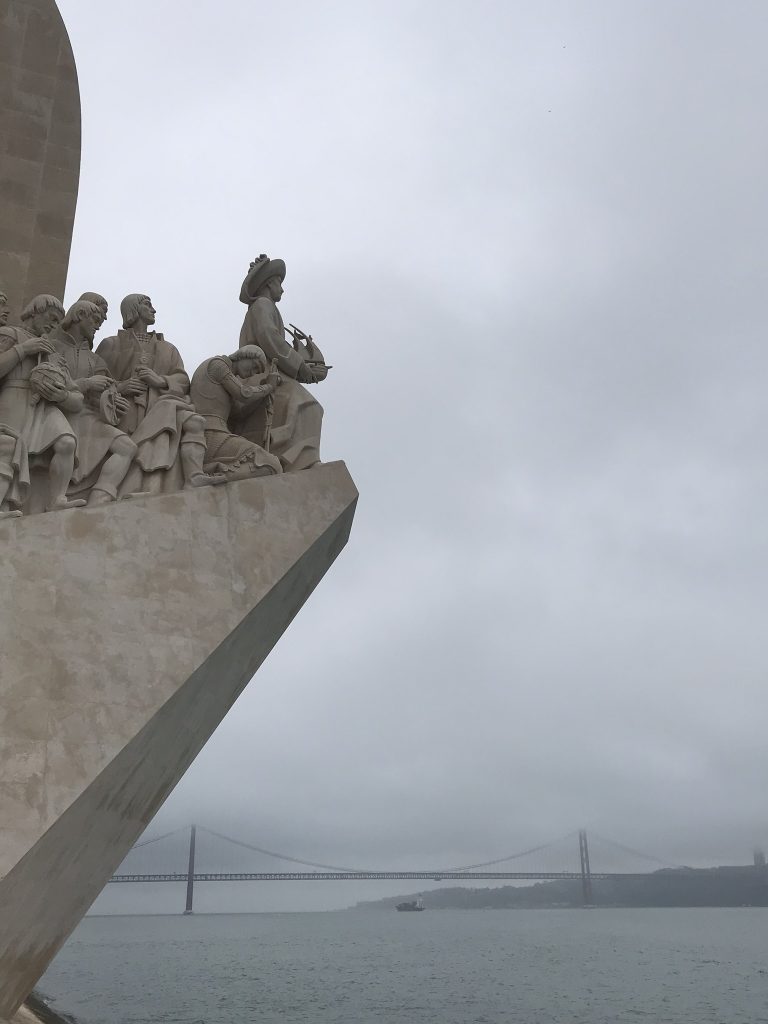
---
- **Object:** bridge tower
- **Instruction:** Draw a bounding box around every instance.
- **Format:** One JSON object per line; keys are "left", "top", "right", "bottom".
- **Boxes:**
{"left": 184, "top": 825, "right": 197, "bottom": 915}
{"left": 578, "top": 829, "right": 593, "bottom": 906}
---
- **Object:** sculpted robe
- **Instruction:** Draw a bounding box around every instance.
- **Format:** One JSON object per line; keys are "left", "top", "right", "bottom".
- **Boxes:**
{"left": 96, "top": 330, "right": 197, "bottom": 495}
{"left": 235, "top": 298, "right": 324, "bottom": 471}
{"left": 0, "top": 326, "right": 78, "bottom": 509}
{"left": 50, "top": 327, "right": 131, "bottom": 496}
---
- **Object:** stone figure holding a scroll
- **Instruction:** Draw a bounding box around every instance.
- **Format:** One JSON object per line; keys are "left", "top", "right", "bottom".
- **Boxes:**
{"left": 49, "top": 300, "right": 138, "bottom": 505}
{"left": 0, "top": 293, "right": 85, "bottom": 516}
{"left": 96, "top": 294, "right": 210, "bottom": 495}
{"left": 190, "top": 346, "right": 282, "bottom": 481}
{"left": 235, "top": 256, "right": 328, "bottom": 472}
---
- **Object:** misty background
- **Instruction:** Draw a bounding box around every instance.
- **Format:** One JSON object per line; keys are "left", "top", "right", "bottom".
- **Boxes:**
{"left": 54, "top": 0, "right": 768, "bottom": 912}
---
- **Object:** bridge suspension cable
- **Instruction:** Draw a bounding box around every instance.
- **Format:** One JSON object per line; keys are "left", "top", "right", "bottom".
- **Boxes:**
{"left": 441, "top": 831, "right": 579, "bottom": 873}
{"left": 194, "top": 826, "right": 580, "bottom": 877}
{"left": 589, "top": 832, "right": 683, "bottom": 869}
{"left": 128, "top": 825, "right": 674, "bottom": 877}
{"left": 130, "top": 827, "right": 191, "bottom": 851}
{"left": 198, "top": 827, "right": 365, "bottom": 873}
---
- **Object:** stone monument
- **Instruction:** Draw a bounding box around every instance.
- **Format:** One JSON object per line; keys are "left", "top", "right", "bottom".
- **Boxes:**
{"left": 0, "top": 3, "right": 356, "bottom": 1018}
{"left": 0, "top": 0, "right": 80, "bottom": 324}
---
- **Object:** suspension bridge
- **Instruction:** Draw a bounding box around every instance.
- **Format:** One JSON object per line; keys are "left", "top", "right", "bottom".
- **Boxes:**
{"left": 108, "top": 826, "right": 703, "bottom": 913}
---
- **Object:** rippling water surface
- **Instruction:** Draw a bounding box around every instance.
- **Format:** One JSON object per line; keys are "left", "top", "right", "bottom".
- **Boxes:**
{"left": 40, "top": 909, "right": 768, "bottom": 1023}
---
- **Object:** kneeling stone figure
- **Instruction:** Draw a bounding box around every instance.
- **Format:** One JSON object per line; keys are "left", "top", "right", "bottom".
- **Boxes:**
{"left": 189, "top": 346, "right": 282, "bottom": 480}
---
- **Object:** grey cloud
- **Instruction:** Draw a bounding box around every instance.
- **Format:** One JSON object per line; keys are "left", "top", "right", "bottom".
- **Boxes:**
{"left": 54, "top": 0, "right": 768, "bottom": 911}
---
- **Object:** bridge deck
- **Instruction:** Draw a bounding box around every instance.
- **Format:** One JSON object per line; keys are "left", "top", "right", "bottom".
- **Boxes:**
{"left": 109, "top": 871, "right": 654, "bottom": 883}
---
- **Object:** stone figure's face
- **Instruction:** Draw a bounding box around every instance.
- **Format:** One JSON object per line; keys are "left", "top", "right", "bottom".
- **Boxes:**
{"left": 266, "top": 277, "right": 284, "bottom": 303}
{"left": 94, "top": 303, "right": 108, "bottom": 327}
{"left": 235, "top": 345, "right": 267, "bottom": 378}
{"left": 31, "top": 306, "right": 64, "bottom": 337}
{"left": 235, "top": 357, "right": 264, "bottom": 379}
{"left": 82, "top": 311, "right": 101, "bottom": 344}
{"left": 0, "top": 294, "right": 8, "bottom": 326}
{"left": 139, "top": 297, "right": 156, "bottom": 326}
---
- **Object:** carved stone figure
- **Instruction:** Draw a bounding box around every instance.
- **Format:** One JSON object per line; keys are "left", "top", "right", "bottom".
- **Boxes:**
{"left": 96, "top": 295, "right": 212, "bottom": 495}
{"left": 0, "top": 294, "right": 85, "bottom": 516}
{"left": 190, "top": 346, "right": 282, "bottom": 480}
{"left": 78, "top": 292, "right": 109, "bottom": 333}
{"left": 50, "top": 301, "right": 137, "bottom": 505}
{"left": 235, "top": 256, "right": 328, "bottom": 471}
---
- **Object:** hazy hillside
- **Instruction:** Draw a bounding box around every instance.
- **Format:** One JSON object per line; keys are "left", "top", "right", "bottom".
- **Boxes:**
{"left": 354, "top": 867, "right": 768, "bottom": 910}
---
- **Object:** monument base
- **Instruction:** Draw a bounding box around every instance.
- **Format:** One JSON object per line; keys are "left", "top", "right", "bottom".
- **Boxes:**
{"left": 0, "top": 462, "right": 357, "bottom": 1016}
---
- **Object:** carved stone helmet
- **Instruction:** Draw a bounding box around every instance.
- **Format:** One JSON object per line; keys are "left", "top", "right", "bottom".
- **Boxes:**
{"left": 239, "top": 255, "right": 286, "bottom": 305}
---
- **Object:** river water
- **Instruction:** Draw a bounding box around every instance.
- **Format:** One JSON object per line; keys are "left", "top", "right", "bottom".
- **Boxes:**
{"left": 39, "top": 909, "right": 768, "bottom": 1023}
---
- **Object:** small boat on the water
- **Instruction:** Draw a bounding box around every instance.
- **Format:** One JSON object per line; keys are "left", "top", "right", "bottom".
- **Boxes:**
{"left": 396, "top": 897, "right": 425, "bottom": 912}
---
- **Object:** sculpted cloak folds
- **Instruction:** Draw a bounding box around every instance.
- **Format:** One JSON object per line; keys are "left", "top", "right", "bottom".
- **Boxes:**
{"left": 0, "top": 326, "right": 77, "bottom": 508}
{"left": 235, "top": 298, "right": 324, "bottom": 471}
{"left": 50, "top": 327, "right": 129, "bottom": 496}
{"left": 96, "top": 330, "right": 197, "bottom": 495}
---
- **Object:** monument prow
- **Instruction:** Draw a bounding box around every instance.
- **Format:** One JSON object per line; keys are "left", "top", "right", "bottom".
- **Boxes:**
{"left": 0, "top": 3, "right": 356, "bottom": 1016}
{"left": 0, "top": 463, "right": 358, "bottom": 1015}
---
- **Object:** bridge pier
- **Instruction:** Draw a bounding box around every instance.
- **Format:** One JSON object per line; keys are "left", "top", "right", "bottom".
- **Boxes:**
{"left": 578, "top": 830, "right": 593, "bottom": 906}
{"left": 184, "top": 826, "right": 197, "bottom": 915}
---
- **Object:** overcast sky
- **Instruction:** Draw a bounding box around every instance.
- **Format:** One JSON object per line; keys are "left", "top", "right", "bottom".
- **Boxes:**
{"left": 53, "top": 0, "right": 768, "bottom": 912}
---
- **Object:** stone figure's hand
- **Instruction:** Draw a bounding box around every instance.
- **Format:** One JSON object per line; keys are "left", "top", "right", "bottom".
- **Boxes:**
{"left": 135, "top": 367, "right": 167, "bottom": 389}
{"left": 114, "top": 395, "right": 130, "bottom": 416}
{"left": 35, "top": 380, "right": 68, "bottom": 403}
{"left": 267, "top": 371, "right": 281, "bottom": 389}
{"left": 63, "top": 389, "right": 85, "bottom": 414}
{"left": 21, "top": 337, "right": 55, "bottom": 358}
{"left": 87, "top": 375, "right": 112, "bottom": 395}
{"left": 119, "top": 378, "right": 145, "bottom": 396}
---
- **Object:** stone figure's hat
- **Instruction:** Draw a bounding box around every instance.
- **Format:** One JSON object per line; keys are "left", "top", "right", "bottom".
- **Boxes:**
{"left": 240, "top": 255, "right": 286, "bottom": 305}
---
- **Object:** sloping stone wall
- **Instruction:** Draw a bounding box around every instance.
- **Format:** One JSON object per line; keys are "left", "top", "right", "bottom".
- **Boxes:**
{"left": 0, "top": 463, "right": 357, "bottom": 1015}
{"left": 0, "top": 0, "right": 80, "bottom": 319}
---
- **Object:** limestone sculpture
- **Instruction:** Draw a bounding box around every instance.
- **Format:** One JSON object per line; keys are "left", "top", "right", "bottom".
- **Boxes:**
{"left": 0, "top": 261, "right": 331, "bottom": 518}
{"left": 235, "top": 255, "right": 328, "bottom": 471}
{"left": 96, "top": 295, "right": 212, "bottom": 495}
{"left": 49, "top": 301, "right": 137, "bottom": 506}
{"left": 0, "top": 462, "right": 358, "bottom": 1017}
{"left": 78, "top": 292, "right": 109, "bottom": 331}
{"left": 0, "top": 0, "right": 81, "bottom": 324}
{"left": 0, "top": 294, "right": 85, "bottom": 516}
{"left": 0, "top": 3, "right": 357, "bottom": 1018}
{"left": 189, "top": 346, "right": 282, "bottom": 480}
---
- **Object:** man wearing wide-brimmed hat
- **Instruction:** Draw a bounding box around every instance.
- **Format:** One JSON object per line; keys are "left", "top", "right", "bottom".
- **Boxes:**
{"left": 234, "top": 254, "right": 327, "bottom": 472}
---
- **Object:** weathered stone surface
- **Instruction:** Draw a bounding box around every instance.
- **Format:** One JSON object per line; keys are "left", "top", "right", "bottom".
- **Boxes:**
{"left": 0, "top": 462, "right": 357, "bottom": 1015}
{"left": 236, "top": 254, "right": 328, "bottom": 472}
{"left": 0, "top": 0, "right": 80, "bottom": 321}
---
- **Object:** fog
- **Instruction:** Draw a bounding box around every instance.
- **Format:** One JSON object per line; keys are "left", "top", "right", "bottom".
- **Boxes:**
{"left": 54, "top": 0, "right": 768, "bottom": 912}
